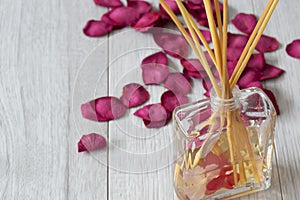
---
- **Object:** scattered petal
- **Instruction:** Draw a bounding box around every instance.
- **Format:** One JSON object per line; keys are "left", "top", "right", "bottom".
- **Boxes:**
{"left": 227, "top": 47, "right": 243, "bottom": 61}
{"left": 237, "top": 69, "right": 261, "bottom": 89}
{"left": 134, "top": 12, "right": 161, "bottom": 32}
{"left": 154, "top": 32, "right": 188, "bottom": 58}
{"left": 120, "top": 83, "right": 149, "bottom": 108}
{"left": 183, "top": 69, "right": 203, "bottom": 79}
{"left": 78, "top": 133, "right": 106, "bottom": 152}
{"left": 181, "top": 58, "right": 204, "bottom": 72}
{"left": 142, "top": 51, "right": 168, "bottom": 65}
{"left": 262, "top": 88, "right": 280, "bottom": 115}
{"left": 94, "top": 0, "right": 123, "bottom": 7}
{"left": 159, "top": 0, "right": 180, "bottom": 16}
{"left": 255, "top": 35, "right": 279, "bottom": 53}
{"left": 185, "top": 28, "right": 212, "bottom": 44}
{"left": 127, "top": 0, "right": 152, "bottom": 16}
{"left": 286, "top": 39, "right": 300, "bottom": 58}
{"left": 134, "top": 103, "right": 170, "bottom": 128}
{"left": 81, "top": 96, "right": 127, "bottom": 122}
{"left": 83, "top": 20, "right": 113, "bottom": 37}
{"left": 232, "top": 13, "right": 257, "bottom": 34}
{"left": 161, "top": 90, "right": 189, "bottom": 112}
{"left": 227, "top": 32, "right": 248, "bottom": 48}
{"left": 247, "top": 53, "right": 265, "bottom": 71}
{"left": 101, "top": 7, "right": 140, "bottom": 27}
{"left": 260, "top": 64, "right": 285, "bottom": 81}
{"left": 164, "top": 73, "right": 192, "bottom": 95}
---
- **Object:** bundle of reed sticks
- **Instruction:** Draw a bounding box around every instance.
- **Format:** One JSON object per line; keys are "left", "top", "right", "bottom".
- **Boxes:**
{"left": 160, "top": 0, "right": 279, "bottom": 188}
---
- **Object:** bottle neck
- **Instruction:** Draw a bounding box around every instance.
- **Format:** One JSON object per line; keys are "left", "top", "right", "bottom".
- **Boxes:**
{"left": 210, "top": 87, "right": 241, "bottom": 112}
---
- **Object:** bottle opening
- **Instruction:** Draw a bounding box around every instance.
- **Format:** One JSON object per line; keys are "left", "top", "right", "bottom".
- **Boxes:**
{"left": 210, "top": 86, "right": 241, "bottom": 111}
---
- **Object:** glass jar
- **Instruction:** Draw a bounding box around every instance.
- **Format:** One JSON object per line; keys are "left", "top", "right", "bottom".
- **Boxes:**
{"left": 172, "top": 87, "right": 277, "bottom": 200}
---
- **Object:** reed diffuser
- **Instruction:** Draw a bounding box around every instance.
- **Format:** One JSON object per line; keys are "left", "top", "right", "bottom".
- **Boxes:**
{"left": 159, "top": 0, "right": 279, "bottom": 199}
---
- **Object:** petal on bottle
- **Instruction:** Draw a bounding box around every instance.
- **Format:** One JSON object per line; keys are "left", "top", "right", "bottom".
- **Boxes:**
{"left": 94, "top": 0, "right": 123, "bottom": 7}
{"left": 255, "top": 35, "right": 279, "bottom": 53}
{"left": 164, "top": 73, "right": 192, "bottom": 95}
{"left": 81, "top": 96, "right": 127, "bottom": 122}
{"left": 83, "top": 20, "right": 113, "bottom": 37}
{"left": 161, "top": 90, "right": 189, "bottom": 112}
{"left": 120, "top": 83, "right": 149, "bottom": 108}
{"left": 227, "top": 33, "right": 248, "bottom": 48}
{"left": 102, "top": 7, "right": 141, "bottom": 27}
{"left": 127, "top": 0, "right": 152, "bottom": 16}
{"left": 134, "top": 12, "right": 161, "bottom": 32}
{"left": 286, "top": 39, "right": 300, "bottom": 58}
{"left": 154, "top": 32, "right": 188, "bottom": 59}
{"left": 262, "top": 88, "right": 280, "bottom": 115}
{"left": 78, "top": 133, "right": 106, "bottom": 152}
{"left": 232, "top": 13, "right": 257, "bottom": 34}
{"left": 260, "top": 64, "right": 285, "bottom": 81}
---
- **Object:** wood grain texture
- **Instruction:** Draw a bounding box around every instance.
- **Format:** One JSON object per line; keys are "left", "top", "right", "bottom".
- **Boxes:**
{"left": 1, "top": 0, "right": 300, "bottom": 199}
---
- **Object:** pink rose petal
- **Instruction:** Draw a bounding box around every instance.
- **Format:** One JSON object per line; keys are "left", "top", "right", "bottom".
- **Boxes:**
{"left": 185, "top": 28, "right": 212, "bottom": 44}
{"left": 247, "top": 53, "right": 265, "bottom": 71}
{"left": 232, "top": 13, "right": 257, "bottom": 34}
{"left": 78, "top": 133, "right": 106, "bottom": 152}
{"left": 94, "top": 0, "right": 123, "bottom": 7}
{"left": 227, "top": 33, "right": 248, "bottom": 48}
{"left": 83, "top": 20, "right": 113, "bottom": 37}
{"left": 134, "top": 103, "right": 170, "bottom": 128}
{"left": 161, "top": 90, "right": 189, "bottom": 112}
{"left": 120, "top": 83, "right": 149, "bottom": 108}
{"left": 237, "top": 69, "right": 261, "bottom": 89}
{"left": 255, "top": 35, "right": 279, "bottom": 53}
{"left": 134, "top": 12, "right": 161, "bottom": 32}
{"left": 227, "top": 47, "right": 243, "bottom": 61}
{"left": 81, "top": 96, "right": 127, "bottom": 122}
{"left": 154, "top": 32, "right": 188, "bottom": 58}
{"left": 159, "top": 0, "right": 180, "bottom": 16}
{"left": 164, "top": 73, "right": 192, "bottom": 95}
{"left": 141, "top": 52, "right": 170, "bottom": 85}
{"left": 127, "top": 0, "right": 152, "bottom": 16}
{"left": 181, "top": 58, "right": 204, "bottom": 72}
{"left": 262, "top": 88, "right": 280, "bottom": 115}
{"left": 286, "top": 39, "right": 300, "bottom": 58}
{"left": 101, "top": 7, "right": 140, "bottom": 27}
{"left": 260, "top": 64, "right": 285, "bottom": 81}
{"left": 183, "top": 69, "right": 203, "bottom": 79}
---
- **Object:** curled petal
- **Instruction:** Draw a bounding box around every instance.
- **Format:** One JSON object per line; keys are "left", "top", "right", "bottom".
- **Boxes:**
{"left": 101, "top": 7, "right": 140, "bottom": 27}
{"left": 161, "top": 90, "right": 189, "bottom": 112}
{"left": 142, "top": 51, "right": 168, "bottom": 66}
{"left": 247, "top": 53, "right": 265, "bottom": 71}
{"left": 154, "top": 32, "right": 188, "bottom": 58}
{"left": 286, "top": 39, "right": 300, "bottom": 58}
{"left": 260, "top": 64, "right": 285, "bottom": 81}
{"left": 227, "top": 47, "right": 243, "bottom": 61}
{"left": 134, "top": 12, "right": 161, "bottom": 32}
{"left": 262, "top": 88, "right": 280, "bottom": 115}
{"left": 94, "top": 0, "right": 123, "bottom": 7}
{"left": 159, "top": 0, "right": 180, "bottom": 16}
{"left": 83, "top": 20, "right": 113, "bottom": 37}
{"left": 232, "top": 13, "right": 257, "bottom": 34}
{"left": 183, "top": 69, "right": 204, "bottom": 79}
{"left": 181, "top": 58, "right": 204, "bottom": 72}
{"left": 255, "top": 35, "right": 279, "bottom": 53}
{"left": 164, "top": 73, "right": 192, "bottom": 95}
{"left": 78, "top": 133, "right": 106, "bottom": 152}
{"left": 134, "top": 103, "right": 170, "bottom": 128}
{"left": 227, "top": 33, "right": 248, "bottom": 48}
{"left": 120, "top": 83, "right": 149, "bottom": 108}
{"left": 127, "top": 0, "right": 152, "bottom": 16}
{"left": 81, "top": 96, "right": 127, "bottom": 122}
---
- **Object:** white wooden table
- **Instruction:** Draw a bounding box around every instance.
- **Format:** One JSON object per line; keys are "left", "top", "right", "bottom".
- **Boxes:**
{"left": 1, "top": 0, "right": 300, "bottom": 199}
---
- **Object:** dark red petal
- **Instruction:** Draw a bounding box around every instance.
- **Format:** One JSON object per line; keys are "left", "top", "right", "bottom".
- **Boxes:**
{"left": 189, "top": 7, "right": 209, "bottom": 27}
{"left": 164, "top": 73, "right": 192, "bottom": 95}
{"left": 227, "top": 33, "right": 248, "bottom": 48}
{"left": 94, "top": 0, "right": 123, "bottom": 7}
{"left": 260, "top": 64, "right": 285, "bottom": 81}
{"left": 185, "top": 28, "right": 212, "bottom": 44}
{"left": 161, "top": 90, "right": 189, "bottom": 112}
{"left": 237, "top": 69, "right": 261, "bottom": 89}
{"left": 206, "top": 176, "right": 226, "bottom": 194}
{"left": 154, "top": 32, "right": 188, "bottom": 59}
{"left": 81, "top": 96, "right": 127, "bottom": 122}
{"left": 120, "top": 83, "right": 149, "bottom": 108}
{"left": 247, "top": 53, "right": 265, "bottom": 71}
{"left": 181, "top": 58, "right": 204, "bottom": 72}
{"left": 232, "top": 13, "right": 257, "bottom": 34}
{"left": 127, "top": 0, "right": 152, "bottom": 16}
{"left": 142, "top": 62, "right": 170, "bottom": 85}
{"left": 227, "top": 47, "right": 243, "bottom": 61}
{"left": 78, "top": 133, "right": 106, "bottom": 152}
{"left": 255, "top": 35, "right": 279, "bottom": 53}
{"left": 83, "top": 20, "right": 113, "bottom": 37}
{"left": 102, "top": 7, "right": 140, "bottom": 27}
{"left": 142, "top": 110, "right": 171, "bottom": 128}
{"left": 159, "top": 0, "right": 180, "bottom": 16}
{"left": 134, "top": 12, "right": 161, "bottom": 32}
{"left": 286, "top": 39, "right": 300, "bottom": 58}
{"left": 262, "top": 88, "right": 280, "bottom": 115}
{"left": 183, "top": 69, "right": 204, "bottom": 79}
